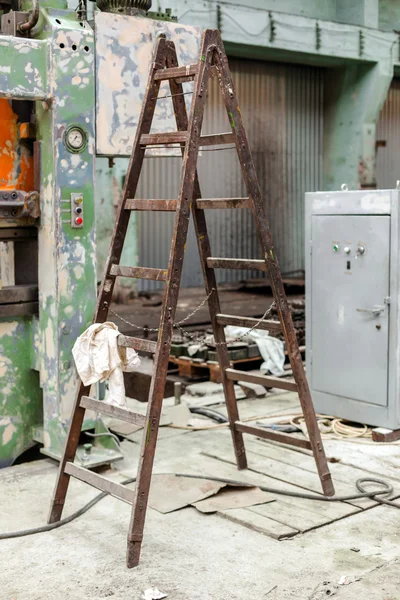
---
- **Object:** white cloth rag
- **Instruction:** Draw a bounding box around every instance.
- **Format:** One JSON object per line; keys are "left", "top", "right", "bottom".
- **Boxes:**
{"left": 72, "top": 322, "right": 140, "bottom": 408}
{"left": 224, "top": 326, "right": 285, "bottom": 376}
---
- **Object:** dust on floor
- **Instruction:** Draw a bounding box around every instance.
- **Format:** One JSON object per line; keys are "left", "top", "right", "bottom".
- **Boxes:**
{"left": 1, "top": 390, "right": 400, "bottom": 600}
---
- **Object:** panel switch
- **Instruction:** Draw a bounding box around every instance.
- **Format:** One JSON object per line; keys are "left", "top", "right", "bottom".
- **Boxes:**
{"left": 71, "top": 193, "right": 84, "bottom": 228}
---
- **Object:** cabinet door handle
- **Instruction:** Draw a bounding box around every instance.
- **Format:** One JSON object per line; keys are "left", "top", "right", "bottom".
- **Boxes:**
{"left": 356, "top": 306, "right": 384, "bottom": 316}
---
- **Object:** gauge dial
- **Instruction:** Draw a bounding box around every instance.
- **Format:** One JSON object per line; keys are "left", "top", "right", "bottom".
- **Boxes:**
{"left": 67, "top": 128, "right": 84, "bottom": 149}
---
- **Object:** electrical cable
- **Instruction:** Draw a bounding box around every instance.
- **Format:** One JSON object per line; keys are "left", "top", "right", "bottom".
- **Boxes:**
{"left": 0, "top": 477, "right": 136, "bottom": 540}
{"left": 0, "top": 474, "right": 398, "bottom": 541}
{"left": 189, "top": 407, "right": 229, "bottom": 424}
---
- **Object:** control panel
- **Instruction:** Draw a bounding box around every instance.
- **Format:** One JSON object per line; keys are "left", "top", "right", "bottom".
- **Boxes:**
{"left": 331, "top": 240, "right": 366, "bottom": 274}
{"left": 61, "top": 193, "right": 84, "bottom": 228}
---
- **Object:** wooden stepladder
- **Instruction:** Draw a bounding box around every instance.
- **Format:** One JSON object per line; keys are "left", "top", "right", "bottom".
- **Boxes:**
{"left": 49, "top": 29, "right": 335, "bottom": 568}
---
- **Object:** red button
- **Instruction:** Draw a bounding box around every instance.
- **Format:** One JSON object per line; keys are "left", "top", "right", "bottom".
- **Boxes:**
{"left": 75, "top": 217, "right": 83, "bottom": 225}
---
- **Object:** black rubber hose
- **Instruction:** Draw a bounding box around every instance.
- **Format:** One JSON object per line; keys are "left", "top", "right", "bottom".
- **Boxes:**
{"left": 0, "top": 477, "right": 136, "bottom": 540}
{"left": 189, "top": 407, "right": 229, "bottom": 424}
{"left": 0, "top": 474, "right": 396, "bottom": 541}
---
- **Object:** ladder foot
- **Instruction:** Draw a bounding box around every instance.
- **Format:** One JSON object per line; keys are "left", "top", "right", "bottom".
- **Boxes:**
{"left": 48, "top": 504, "right": 64, "bottom": 524}
{"left": 236, "top": 452, "right": 248, "bottom": 470}
{"left": 126, "top": 540, "right": 141, "bottom": 569}
{"left": 321, "top": 475, "right": 335, "bottom": 497}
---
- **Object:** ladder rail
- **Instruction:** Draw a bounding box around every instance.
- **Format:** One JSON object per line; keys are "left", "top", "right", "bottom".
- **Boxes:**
{"left": 126, "top": 30, "right": 218, "bottom": 569}
{"left": 164, "top": 38, "right": 247, "bottom": 469}
{"left": 212, "top": 35, "right": 334, "bottom": 497}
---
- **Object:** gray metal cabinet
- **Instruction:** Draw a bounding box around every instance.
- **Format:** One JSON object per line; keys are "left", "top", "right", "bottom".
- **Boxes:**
{"left": 305, "top": 190, "right": 400, "bottom": 428}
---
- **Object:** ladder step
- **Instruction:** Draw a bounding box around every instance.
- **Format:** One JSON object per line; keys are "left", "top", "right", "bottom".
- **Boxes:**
{"left": 110, "top": 265, "right": 168, "bottom": 281}
{"left": 140, "top": 132, "right": 235, "bottom": 147}
{"left": 234, "top": 421, "right": 312, "bottom": 450}
{"left": 80, "top": 396, "right": 146, "bottom": 426}
{"left": 216, "top": 314, "right": 281, "bottom": 333}
{"left": 65, "top": 462, "right": 135, "bottom": 504}
{"left": 207, "top": 258, "right": 267, "bottom": 271}
{"left": 125, "top": 199, "right": 177, "bottom": 211}
{"left": 141, "top": 132, "right": 187, "bottom": 146}
{"left": 118, "top": 335, "right": 157, "bottom": 354}
{"left": 153, "top": 64, "right": 198, "bottom": 81}
{"left": 196, "top": 198, "right": 250, "bottom": 209}
{"left": 226, "top": 368, "right": 298, "bottom": 392}
{"left": 199, "top": 132, "right": 235, "bottom": 146}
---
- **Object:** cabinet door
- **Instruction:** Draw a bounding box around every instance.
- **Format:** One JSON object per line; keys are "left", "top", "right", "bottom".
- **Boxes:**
{"left": 311, "top": 215, "right": 390, "bottom": 406}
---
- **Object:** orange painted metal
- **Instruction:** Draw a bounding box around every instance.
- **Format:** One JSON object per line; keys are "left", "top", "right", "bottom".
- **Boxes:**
{"left": 0, "top": 99, "right": 34, "bottom": 191}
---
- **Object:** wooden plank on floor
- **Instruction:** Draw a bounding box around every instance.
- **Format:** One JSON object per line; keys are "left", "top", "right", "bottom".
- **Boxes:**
{"left": 199, "top": 426, "right": 377, "bottom": 508}
{"left": 119, "top": 430, "right": 360, "bottom": 530}
{"left": 219, "top": 507, "right": 298, "bottom": 539}
{"left": 323, "top": 439, "right": 400, "bottom": 484}
{"left": 264, "top": 491, "right": 361, "bottom": 522}
{"left": 248, "top": 500, "right": 337, "bottom": 533}
{"left": 243, "top": 438, "right": 378, "bottom": 509}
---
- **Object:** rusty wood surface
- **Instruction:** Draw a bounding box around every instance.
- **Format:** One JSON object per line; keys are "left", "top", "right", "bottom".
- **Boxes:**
{"left": 47, "top": 36, "right": 168, "bottom": 527}
{"left": 213, "top": 31, "right": 334, "bottom": 497}
{"left": 140, "top": 131, "right": 188, "bottom": 145}
{"left": 153, "top": 64, "right": 198, "bottom": 80}
{"left": 199, "top": 132, "right": 235, "bottom": 145}
{"left": 127, "top": 31, "right": 235, "bottom": 569}
{"left": 64, "top": 463, "right": 135, "bottom": 504}
{"left": 140, "top": 131, "right": 235, "bottom": 147}
{"left": 110, "top": 265, "right": 167, "bottom": 281}
{"left": 196, "top": 198, "right": 250, "bottom": 209}
{"left": 207, "top": 258, "right": 267, "bottom": 271}
{"left": 226, "top": 368, "right": 297, "bottom": 392}
{"left": 371, "top": 428, "right": 400, "bottom": 443}
{"left": 235, "top": 422, "right": 312, "bottom": 450}
{"left": 216, "top": 314, "right": 281, "bottom": 332}
{"left": 80, "top": 396, "right": 146, "bottom": 426}
{"left": 125, "top": 199, "right": 177, "bottom": 211}
{"left": 117, "top": 335, "right": 157, "bottom": 354}
{"left": 166, "top": 39, "right": 247, "bottom": 471}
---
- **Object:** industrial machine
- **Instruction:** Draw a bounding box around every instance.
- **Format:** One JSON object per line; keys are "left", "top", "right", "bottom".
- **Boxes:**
{"left": 306, "top": 189, "right": 400, "bottom": 429}
{"left": 0, "top": 0, "right": 199, "bottom": 466}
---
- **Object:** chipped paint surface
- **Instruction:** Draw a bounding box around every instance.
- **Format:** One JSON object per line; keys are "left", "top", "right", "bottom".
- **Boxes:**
{"left": 0, "top": 10, "right": 97, "bottom": 464}
{"left": 0, "top": 319, "right": 42, "bottom": 467}
{"left": 35, "top": 10, "right": 97, "bottom": 454}
{"left": 0, "top": 37, "right": 49, "bottom": 100}
{"left": 0, "top": 100, "right": 34, "bottom": 190}
{"left": 95, "top": 13, "right": 200, "bottom": 156}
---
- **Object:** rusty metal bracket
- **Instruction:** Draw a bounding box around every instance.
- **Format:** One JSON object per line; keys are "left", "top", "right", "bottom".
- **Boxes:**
{"left": 0, "top": 190, "right": 40, "bottom": 219}
{"left": 1, "top": 11, "right": 30, "bottom": 36}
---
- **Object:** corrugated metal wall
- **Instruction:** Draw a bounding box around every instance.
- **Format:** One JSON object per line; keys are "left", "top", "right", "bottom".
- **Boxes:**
{"left": 137, "top": 58, "right": 323, "bottom": 290}
{"left": 376, "top": 78, "right": 400, "bottom": 189}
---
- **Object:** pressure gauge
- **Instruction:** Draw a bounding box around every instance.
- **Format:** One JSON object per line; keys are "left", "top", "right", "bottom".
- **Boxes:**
{"left": 64, "top": 125, "right": 87, "bottom": 153}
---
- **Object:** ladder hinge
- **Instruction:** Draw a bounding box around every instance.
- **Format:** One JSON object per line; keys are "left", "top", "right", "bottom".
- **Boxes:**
{"left": 384, "top": 296, "right": 391, "bottom": 305}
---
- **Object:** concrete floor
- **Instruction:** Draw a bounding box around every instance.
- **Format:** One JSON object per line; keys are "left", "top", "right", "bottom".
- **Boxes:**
{"left": 2, "top": 392, "right": 400, "bottom": 599}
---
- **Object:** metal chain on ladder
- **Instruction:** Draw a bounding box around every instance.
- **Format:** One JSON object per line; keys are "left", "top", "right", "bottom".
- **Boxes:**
{"left": 108, "top": 289, "right": 276, "bottom": 347}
